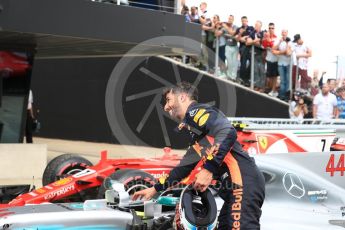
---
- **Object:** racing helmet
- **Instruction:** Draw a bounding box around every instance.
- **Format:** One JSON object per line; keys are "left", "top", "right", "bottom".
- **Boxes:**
{"left": 178, "top": 184, "right": 217, "bottom": 230}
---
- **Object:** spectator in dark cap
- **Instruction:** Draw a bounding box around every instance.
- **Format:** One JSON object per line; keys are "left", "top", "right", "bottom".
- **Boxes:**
{"left": 181, "top": 5, "right": 191, "bottom": 22}
{"left": 293, "top": 34, "right": 301, "bottom": 43}
{"left": 292, "top": 33, "right": 312, "bottom": 90}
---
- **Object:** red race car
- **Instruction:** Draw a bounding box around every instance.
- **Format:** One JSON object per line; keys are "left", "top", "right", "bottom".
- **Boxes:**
{"left": 0, "top": 125, "right": 338, "bottom": 208}
{"left": 0, "top": 149, "right": 179, "bottom": 208}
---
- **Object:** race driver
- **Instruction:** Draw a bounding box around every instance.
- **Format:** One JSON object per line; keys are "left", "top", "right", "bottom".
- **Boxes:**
{"left": 132, "top": 81, "right": 265, "bottom": 229}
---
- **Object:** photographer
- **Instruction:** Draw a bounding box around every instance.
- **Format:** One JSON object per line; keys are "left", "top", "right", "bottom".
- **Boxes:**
{"left": 289, "top": 91, "right": 308, "bottom": 119}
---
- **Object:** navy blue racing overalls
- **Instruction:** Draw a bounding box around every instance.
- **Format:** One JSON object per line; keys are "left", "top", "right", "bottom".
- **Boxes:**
{"left": 154, "top": 102, "right": 265, "bottom": 229}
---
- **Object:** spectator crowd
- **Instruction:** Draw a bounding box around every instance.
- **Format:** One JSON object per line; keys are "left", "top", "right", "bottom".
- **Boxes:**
{"left": 181, "top": 2, "right": 345, "bottom": 120}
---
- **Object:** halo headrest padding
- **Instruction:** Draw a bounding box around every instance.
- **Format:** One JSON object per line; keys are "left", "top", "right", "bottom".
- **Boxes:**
{"left": 181, "top": 185, "right": 217, "bottom": 227}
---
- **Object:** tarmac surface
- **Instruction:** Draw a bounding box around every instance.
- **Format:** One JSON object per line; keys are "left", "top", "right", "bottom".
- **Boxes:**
{"left": 0, "top": 137, "right": 186, "bottom": 188}
{"left": 34, "top": 137, "right": 185, "bottom": 164}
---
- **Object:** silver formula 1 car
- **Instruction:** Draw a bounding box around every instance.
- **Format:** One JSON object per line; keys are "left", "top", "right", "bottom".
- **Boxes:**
{"left": 1, "top": 154, "right": 345, "bottom": 230}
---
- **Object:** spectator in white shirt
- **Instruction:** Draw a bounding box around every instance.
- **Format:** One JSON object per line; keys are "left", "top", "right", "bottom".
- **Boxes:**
{"left": 292, "top": 34, "right": 312, "bottom": 90}
{"left": 313, "top": 83, "right": 338, "bottom": 120}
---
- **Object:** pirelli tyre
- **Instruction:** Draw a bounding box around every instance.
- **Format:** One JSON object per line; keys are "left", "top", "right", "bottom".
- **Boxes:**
{"left": 42, "top": 154, "right": 93, "bottom": 186}
{"left": 97, "top": 169, "right": 156, "bottom": 198}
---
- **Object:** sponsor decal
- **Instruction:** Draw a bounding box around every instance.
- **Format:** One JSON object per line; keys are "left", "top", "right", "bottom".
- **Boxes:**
{"left": 326, "top": 154, "right": 345, "bottom": 177}
{"left": 35, "top": 188, "right": 46, "bottom": 194}
{"left": 282, "top": 172, "right": 305, "bottom": 199}
{"left": 231, "top": 188, "right": 242, "bottom": 230}
{"left": 72, "top": 169, "right": 96, "bottom": 178}
{"left": 189, "top": 108, "right": 198, "bottom": 117}
{"left": 258, "top": 136, "right": 268, "bottom": 150}
{"left": 193, "top": 109, "right": 206, "bottom": 123}
{"left": 44, "top": 185, "right": 75, "bottom": 200}
{"left": 151, "top": 171, "right": 168, "bottom": 179}
{"left": 307, "top": 190, "right": 327, "bottom": 195}
{"left": 198, "top": 113, "right": 209, "bottom": 126}
{"left": 308, "top": 190, "right": 328, "bottom": 202}
{"left": 52, "top": 177, "right": 73, "bottom": 186}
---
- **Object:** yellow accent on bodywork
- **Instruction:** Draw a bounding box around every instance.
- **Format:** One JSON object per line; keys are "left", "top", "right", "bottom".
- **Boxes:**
{"left": 258, "top": 136, "right": 268, "bottom": 150}
{"left": 136, "top": 211, "right": 145, "bottom": 217}
{"left": 159, "top": 175, "right": 168, "bottom": 184}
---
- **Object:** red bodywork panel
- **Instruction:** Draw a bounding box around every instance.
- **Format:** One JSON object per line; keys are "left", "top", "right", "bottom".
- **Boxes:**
{"left": 331, "top": 144, "right": 345, "bottom": 151}
{"left": 0, "top": 51, "right": 30, "bottom": 77}
{"left": 237, "top": 130, "right": 306, "bottom": 153}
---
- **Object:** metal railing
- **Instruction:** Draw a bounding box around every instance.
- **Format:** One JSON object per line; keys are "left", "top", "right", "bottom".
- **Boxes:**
{"left": 228, "top": 117, "right": 345, "bottom": 133}
{"left": 213, "top": 37, "right": 298, "bottom": 95}
{"left": 91, "top": 0, "right": 178, "bottom": 13}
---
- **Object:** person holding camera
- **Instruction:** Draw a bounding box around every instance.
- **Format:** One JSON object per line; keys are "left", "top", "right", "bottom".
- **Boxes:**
{"left": 289, "top": 91, "right": 308, "bottom": 119}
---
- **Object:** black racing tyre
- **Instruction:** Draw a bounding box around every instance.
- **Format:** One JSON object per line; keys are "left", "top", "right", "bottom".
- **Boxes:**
{"left": 42, "top": 154, "right": 93, "bottom": 186}
{"left": 97, "top": 169, "right": 156, "bottom": 198}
